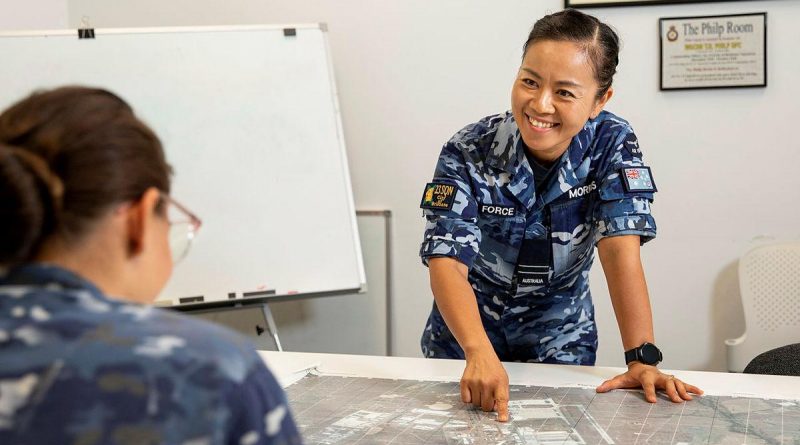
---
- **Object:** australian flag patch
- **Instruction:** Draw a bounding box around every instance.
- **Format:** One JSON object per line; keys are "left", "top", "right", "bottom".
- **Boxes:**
{"left": 620, "top": 167, "right": 657, "bottom": 192}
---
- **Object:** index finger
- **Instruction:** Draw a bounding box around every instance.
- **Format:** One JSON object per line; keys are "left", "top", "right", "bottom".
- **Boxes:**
{"left": 494, "top": 385, "right": 510, "bottom": 422}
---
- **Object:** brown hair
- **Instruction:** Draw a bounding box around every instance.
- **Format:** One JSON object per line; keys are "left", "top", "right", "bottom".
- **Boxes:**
{"left": 523, "top": 9, "right": 620, "bottom": 98}
{"left": 0, "top": 86, "right": 172, "bottom": 265}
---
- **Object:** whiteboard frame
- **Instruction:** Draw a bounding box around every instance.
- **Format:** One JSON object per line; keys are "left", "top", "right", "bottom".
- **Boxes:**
{"left": 0, "top": 23, "right": 367, "bottom": 304}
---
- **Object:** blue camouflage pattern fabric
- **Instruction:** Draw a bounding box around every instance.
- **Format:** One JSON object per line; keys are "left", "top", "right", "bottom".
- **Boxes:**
{"left": 0, "top": 264, "right": 302, "bottom": 445}
{"left": 420, "top": 110, "right": 656, "bottom": 365}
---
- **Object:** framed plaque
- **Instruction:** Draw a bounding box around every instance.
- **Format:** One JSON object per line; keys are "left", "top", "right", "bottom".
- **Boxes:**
{"left": 660, "top": 13, "right": 767, "bottom": 90}
{"left": 566, "top": 0, "right": 752, "bottom": 8}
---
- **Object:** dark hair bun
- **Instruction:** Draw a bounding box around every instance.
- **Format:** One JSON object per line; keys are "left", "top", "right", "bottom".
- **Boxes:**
{"left": 0, "top": 146, "right": 57, "bottom": 264}
{"left": 0, "top": 86, "right": 172, "bottom": 266}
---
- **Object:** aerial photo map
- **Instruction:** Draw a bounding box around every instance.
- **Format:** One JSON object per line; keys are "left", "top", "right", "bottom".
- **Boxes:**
{"left": 285, "top": 373, "right": 800, "bottom": 444}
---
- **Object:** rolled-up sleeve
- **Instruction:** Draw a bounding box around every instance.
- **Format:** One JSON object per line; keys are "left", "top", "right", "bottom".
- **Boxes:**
{"left": 593, "top": 130, "right": 657, "bottom": 245}
{"left": 420, "top": 140, "right": 481, "bottom": 268}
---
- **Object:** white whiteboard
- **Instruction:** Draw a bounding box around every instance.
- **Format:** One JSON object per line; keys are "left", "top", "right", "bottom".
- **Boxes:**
{"left": 194, "top": 210, "right": 390, "bottom": 355}
{"left": 0, "top": 24, "right": 365, "bottom": 303}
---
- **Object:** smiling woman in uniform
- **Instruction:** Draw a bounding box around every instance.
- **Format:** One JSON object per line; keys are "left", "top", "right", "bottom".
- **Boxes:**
{"left": 418, "top": 9, "right": 702, "bottom": 421}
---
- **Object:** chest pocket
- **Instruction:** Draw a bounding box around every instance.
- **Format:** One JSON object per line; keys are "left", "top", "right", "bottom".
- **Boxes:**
{"left": 477, "top": 214, "right": 526, "bottom": 253}
{"left": 550, "top": 199, "right": 593, "bottom": 277}
{"left": 475, "top": 214, "right": 525, "bottom": 284}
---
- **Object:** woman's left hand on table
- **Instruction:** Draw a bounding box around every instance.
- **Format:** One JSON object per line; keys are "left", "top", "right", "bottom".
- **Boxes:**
{"left": 595, "top": 362, "right": 703, "bottom": 403}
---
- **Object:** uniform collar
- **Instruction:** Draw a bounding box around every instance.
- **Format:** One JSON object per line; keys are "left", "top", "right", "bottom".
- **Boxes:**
{"left": 1, "top": 262, "right": 106, "bottom": 299}
{"left": 539, "top": 120, "right": 596, "bottom": 205}
{"left": 486, "top": 112, "right": 522, "bottom": 174}
{"left": 490, "top": 112, "right": 599, "bottom": 208}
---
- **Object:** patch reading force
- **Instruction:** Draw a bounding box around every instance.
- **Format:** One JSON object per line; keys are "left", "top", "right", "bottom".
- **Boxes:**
{"left": 420, "top": 182, "right": 457, "bottom": 210}
{"left": 480, "top": 204, "right": 515, "bottom": 216}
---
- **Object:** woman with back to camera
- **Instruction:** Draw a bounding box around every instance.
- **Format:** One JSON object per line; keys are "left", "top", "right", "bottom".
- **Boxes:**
{"left": 0, "top": 86, "right": 302, "bottom": 444}
{"left": 419, "top": 9, "right": 702, "bottom": 421}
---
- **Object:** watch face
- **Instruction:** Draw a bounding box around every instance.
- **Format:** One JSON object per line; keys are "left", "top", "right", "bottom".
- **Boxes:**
{"left": 640, "top": 343, "right": 661, "bottom": 364}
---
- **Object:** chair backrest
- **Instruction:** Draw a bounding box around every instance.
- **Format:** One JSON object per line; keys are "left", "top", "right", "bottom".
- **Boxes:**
{"left": 738, "top": 241, "right": 800, "bottom": 347}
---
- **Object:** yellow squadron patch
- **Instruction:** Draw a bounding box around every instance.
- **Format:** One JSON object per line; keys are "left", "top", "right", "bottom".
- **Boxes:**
{"left": 420, "top": 182, "right": 456, "bottom": 211}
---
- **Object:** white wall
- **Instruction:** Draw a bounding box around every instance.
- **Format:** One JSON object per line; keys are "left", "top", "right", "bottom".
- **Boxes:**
{"left": 0, "top": 0, "right": 67, "bottom": 30}
{"left": 65, "top": 0, "right": 800, "bottom": 371}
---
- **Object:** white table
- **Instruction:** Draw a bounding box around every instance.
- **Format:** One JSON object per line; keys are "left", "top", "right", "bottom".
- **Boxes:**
{"left": 260, "top": 351, "right": 800, "bottom": 401}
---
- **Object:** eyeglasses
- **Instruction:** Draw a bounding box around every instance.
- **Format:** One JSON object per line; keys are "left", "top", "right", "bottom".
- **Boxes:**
{"left": 160, "top": 193, "right": 202, "bottom": 263}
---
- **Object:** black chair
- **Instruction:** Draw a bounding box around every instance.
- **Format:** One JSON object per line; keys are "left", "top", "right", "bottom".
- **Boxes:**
{"left": 743, "top": 343, "right": 800, "bottom": 376}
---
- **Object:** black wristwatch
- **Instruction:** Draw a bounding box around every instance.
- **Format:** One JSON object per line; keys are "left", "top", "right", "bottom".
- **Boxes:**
{"left": 624, "top": 342, "right": 662, "bottom": 366}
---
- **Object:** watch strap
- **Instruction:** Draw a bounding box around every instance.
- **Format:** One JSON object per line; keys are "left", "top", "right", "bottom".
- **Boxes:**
{"left": 624, "top": 347, "right": 639, "bottom": 365}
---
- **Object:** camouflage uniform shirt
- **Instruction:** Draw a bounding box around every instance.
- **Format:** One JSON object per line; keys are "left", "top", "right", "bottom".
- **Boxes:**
{"left": 419, "top": 111, "right": 657, "bottom": 364}
{"left": 0, "top": 263, "right": 302, "bottom": 445}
